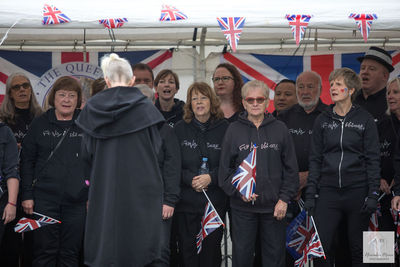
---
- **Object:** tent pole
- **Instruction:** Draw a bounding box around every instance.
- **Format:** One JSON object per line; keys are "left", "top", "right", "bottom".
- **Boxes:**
{"left": 192, "top": 28, "right": 198, "bottom": 82}
{"left": 199, "top": 27, "right": 207, "bottom": 81}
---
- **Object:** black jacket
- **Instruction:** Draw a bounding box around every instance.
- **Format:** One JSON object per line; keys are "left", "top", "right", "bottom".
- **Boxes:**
{"left": 306, "top": 105, "right": 380, "bottom": 197}
{"left": 354, "top": 87, "right": 387, "bottom": 124}
{"left": 277, "top": 100, "right": 328, "bottom": 171}
{"left": 20, "top": 109, "right": 87, "bottom": 204}
{"left": 76, "top": 86, "right": 165, "bottom": 267}
{"left": 155, "top": 98, "right": 184, "bottom": 127}
{"left": 157, "top": 122, "right": 181, "bottom": 207}
{"left": 174, "top": 118, "right": 228, "bottom": 213}
{"left": 0, "top": 123, "right": 19, "bottom": 186}
{"left": 218, "top": 112, "right": 299, "bottom": 213}
{"left": 378, "top": 114, "right": 400, "bottom": 184}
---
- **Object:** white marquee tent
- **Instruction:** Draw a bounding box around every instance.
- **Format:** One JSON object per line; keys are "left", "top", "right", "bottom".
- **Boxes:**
{"left": 1, "top": 0, "right": 400, "bottom": 100}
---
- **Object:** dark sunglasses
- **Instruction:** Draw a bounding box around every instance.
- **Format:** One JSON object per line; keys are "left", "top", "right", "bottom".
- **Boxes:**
{"left": 245, "top": 97, "right": 266, "bottom": 104}
{"left": 10, "top": 82, "right": 31, "bottom": 91}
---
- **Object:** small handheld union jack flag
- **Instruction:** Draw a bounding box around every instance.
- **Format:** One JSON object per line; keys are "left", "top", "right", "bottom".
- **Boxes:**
{"left": 160, "top": 5, "right": 188, "bottom": 21}
{"left": 196, "top": 199, "right": 224, "bottom": 254}
{"left": 390, "top": 208, "right": 400, "bottom": 254}
{"left": 217, "top": 17, "right": 245, "bottom": 52}
{"left": 231, "top": 144, "right": 256, "bottom": 199}
{"left": 15, "top": 212, "right": 61, "bottom": 233}
{"left": 349, "top": 13, "right": 378, "bottom": 43}
{"left": 99, "top": 18, "right": 128, "bottom": 29}
{"left": 286, "top": 210, "right": 326, "bottom": 265}
{"left": 368, "top": 202, "right": 381, "bottom": 231}
{"left": 42, "top": 4, "right": 71, "bottom": 25}
{"left": 285, "top": 14, "right": 312, "bottom": 46}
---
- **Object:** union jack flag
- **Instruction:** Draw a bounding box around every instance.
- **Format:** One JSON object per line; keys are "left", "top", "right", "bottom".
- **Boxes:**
{"left": 349, "top": 13, "right": 378, "bottom": 43}
{"left": 217, "top": 17, "right": 245, "bottom": 52}
{"left": 99, "top": 18, "right": 128, "bottom": 29}
{"left": 42, "top": 4, "right": 71, "bottom": 25}
{"left": 285, "top": 14, "right": 312, "bottom": 46}
{"left": 368, "top": 202, "right": 381, "bottom": 231}
{"left": 160, "top": 5, "right": 188, "bottom": 21}
{"left": 295, "top": 231, "right": 326, "bottom": 267}
{"left": 286, "top": 210, "right": 315, "bottom": 260}
{"left": 196, "top": 201, "right": 224, "bottom": 254}
{"left": 231, "top": 144, "right": 256, "bottom": 199}
{"left": 15, "top": 214, "right": 61, "bottom": 233}
{"left": 390, "top": 208, "right": 400, "bottom": 254}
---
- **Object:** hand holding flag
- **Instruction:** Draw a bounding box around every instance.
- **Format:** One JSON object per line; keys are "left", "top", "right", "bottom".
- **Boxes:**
{"left": 231, "top": 144, "right": 256, "bottom": 201}
{"left": 15, "top": 212, "right": 61, "bottom": 233}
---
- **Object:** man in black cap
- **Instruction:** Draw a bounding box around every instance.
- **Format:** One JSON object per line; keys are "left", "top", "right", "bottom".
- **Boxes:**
{"left": 355, "top": 46, "right": 394, "bottom": 123}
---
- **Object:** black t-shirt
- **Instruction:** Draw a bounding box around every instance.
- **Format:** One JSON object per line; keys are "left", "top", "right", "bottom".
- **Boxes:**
{"left": 277, "top": 101, "right": 328, "bottom": 172}
{"left": 354, "top": 87, "right": 387, "bottom": 124}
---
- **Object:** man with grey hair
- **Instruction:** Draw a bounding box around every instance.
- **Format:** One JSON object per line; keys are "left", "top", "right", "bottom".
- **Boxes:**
{"left": 278, "top": 71, "right": 328, "bottom": 200}
{"left": 355, "top": 46, "right": 394, "bottom": 123}
{"left": 277, "top": 71, "right": 328, "bottom": 266}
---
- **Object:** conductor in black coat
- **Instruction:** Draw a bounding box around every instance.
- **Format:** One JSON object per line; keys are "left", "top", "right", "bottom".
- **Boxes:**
{"left": 76, "top": 53, "right": 165, "bottom": 267}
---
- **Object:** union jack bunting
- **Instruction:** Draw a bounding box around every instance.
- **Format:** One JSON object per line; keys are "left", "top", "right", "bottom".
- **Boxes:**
{"left": 196, "top": 201, "right": 224, "bottom": 254}
{"left": 285, "top": 14, "right": 312, "bottom": 46}
{"left": 231, "top": 144, "right": 256, "bottom": 199}
{"left": 286, "top": 210, "right": 315, "bottom": 260}
{"left": 99, "top": 18, "right": 128, "bottom": 29}
{"left": 160, "top": 5, "right": 188, "bottom": 21}
{"left": 349, "top": 13, "right": 378, "bottom": 43}
{"left": 42, "top": 4, "right": 71, "bottom": 25}
{"left": 15, "top": 214, "right": 61, "bottom": 233}
{"left": 295, "top": 231, "right": 326, "bottom": 267}
{"left": 217, "top": 17, "right": 245, "bottom": 52}
{"left": 368, "top": 202, "right": 381, "bottom": 231}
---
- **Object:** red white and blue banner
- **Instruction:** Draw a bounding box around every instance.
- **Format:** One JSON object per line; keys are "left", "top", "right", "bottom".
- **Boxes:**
{"left": 0, "top": 49, "right": 172, "bottom": 105}
{"left": 221, "top": 51, "right": 400, "bottom": 112}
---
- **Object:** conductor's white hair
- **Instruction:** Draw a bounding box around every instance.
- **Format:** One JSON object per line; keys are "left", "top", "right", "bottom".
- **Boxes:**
{"left": 100, "top": 53, "right": 133, "bottom": 85}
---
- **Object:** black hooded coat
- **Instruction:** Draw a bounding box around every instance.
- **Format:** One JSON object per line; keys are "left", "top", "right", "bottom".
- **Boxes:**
{"left": 76, "top": 86, "right": 165, "bottom": 267}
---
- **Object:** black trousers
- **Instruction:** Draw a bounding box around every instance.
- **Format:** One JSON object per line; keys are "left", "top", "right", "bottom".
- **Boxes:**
{"left": 231, "top": 208, "right": 286, "bottom": 267}
{"left": 176, "top": 211, "right": 224, "bottom": 267}
{"left": 313, "top": 186, "right": 370, "bottom": 267}
{"left": 32, "top": 199, "right": 86, "bottom": 267}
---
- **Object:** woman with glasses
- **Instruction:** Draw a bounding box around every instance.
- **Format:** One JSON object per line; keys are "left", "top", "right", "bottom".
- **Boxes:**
{"left": 0, "top": 73, "right": 43, "bottom": 147}
{"left": 0, "top": 73, "right": 42, "bottom": 266}
{"left": 212, "top": 63, "right": 244, "bottom": 122}
{"left": 174, "top": 82, "right": 228, "bottom": 267}
{"left": 20, "top": 76, "right": 88, "bottom": 267}
{"left": 219, "top": 80, "right": 298, "bottom": 267}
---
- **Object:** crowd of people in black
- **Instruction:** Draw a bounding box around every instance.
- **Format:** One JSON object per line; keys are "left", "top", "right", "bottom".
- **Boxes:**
{"left": 0, "top": 46, "right": 399, "bottom": 267}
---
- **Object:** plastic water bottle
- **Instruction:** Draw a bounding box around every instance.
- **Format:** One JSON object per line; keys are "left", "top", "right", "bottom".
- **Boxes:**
{"left": 198, "top": 157, "right": 209, "bottom": 175}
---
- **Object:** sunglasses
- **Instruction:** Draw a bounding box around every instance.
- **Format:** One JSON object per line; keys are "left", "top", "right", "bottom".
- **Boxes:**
{"left": 10, "top": 82, "right": 31, "bottom": 91}
{"left": 212, "top": 76, "right": 233, "bottom": 83}
{"left": 245, "top": 97, "right": 266, "bottom": 104}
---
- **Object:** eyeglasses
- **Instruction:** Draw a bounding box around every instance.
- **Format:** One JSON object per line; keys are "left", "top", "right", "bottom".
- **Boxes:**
{"left": 56, "top": 92, "right": 77, "bottom": 99}
{"left": 212, "top": 76, "right": 233, "bottom": 83}
{"left": 245, "top": 97, "right": 266, "bottom": 104}
{"left": 10, "top": 82, "right": 30, "bottom": 91}
{"left": 191, "top": 96, "right": 208, "bottom": 102}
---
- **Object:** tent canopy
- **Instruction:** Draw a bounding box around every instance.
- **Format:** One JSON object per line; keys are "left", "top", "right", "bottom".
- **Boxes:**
{"left": 1, "top": 0, "right": 400, "bottom": 54}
